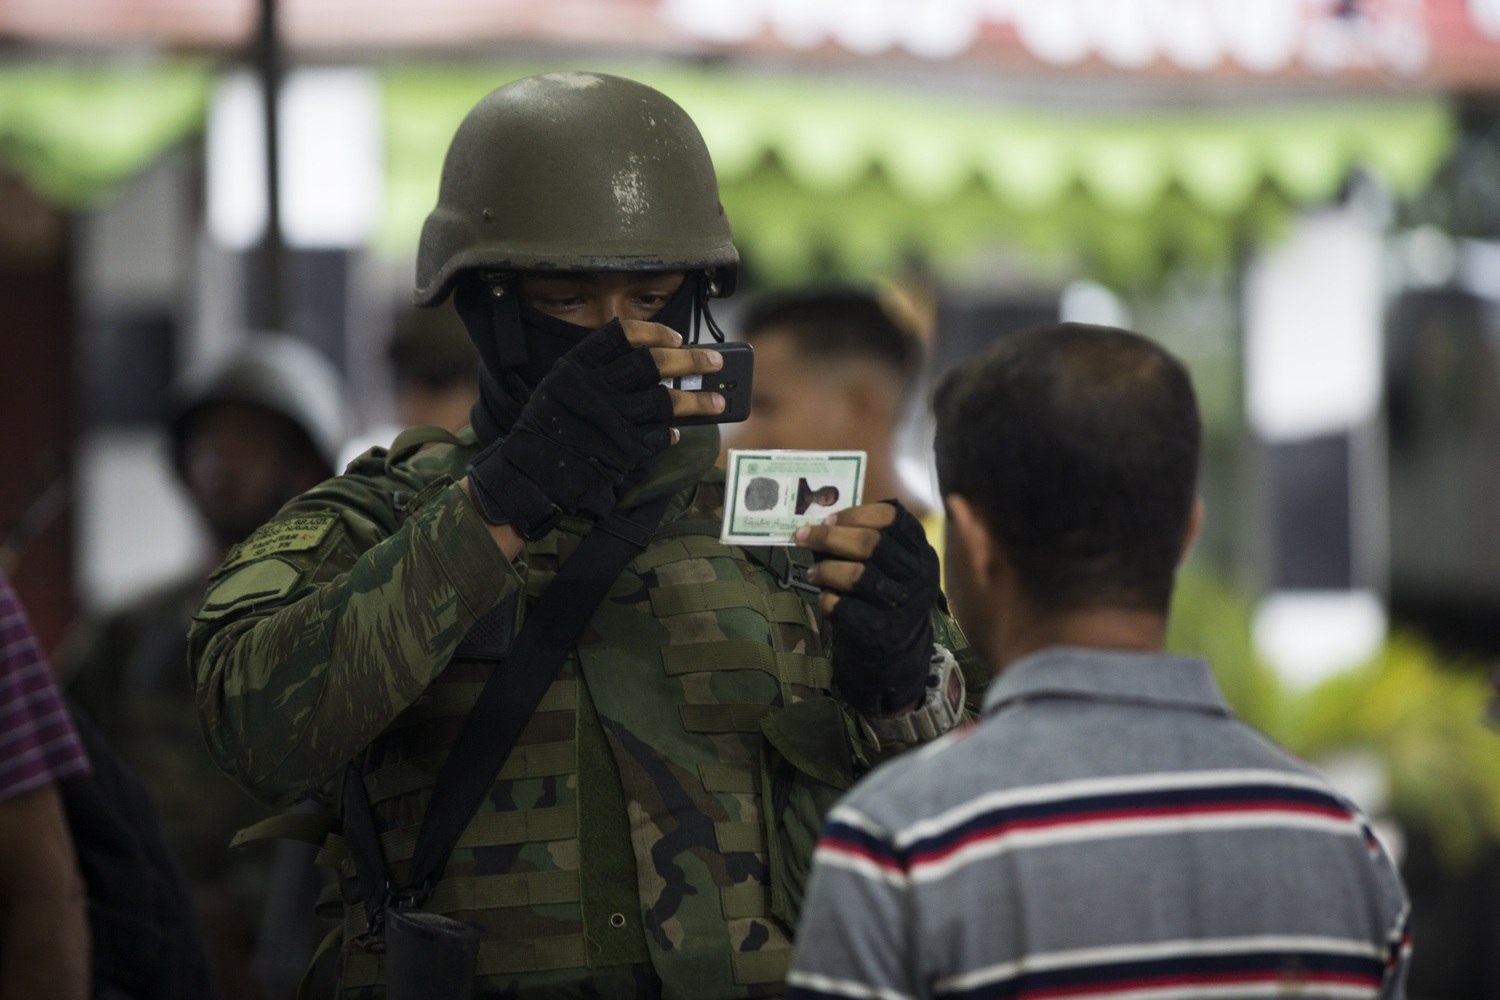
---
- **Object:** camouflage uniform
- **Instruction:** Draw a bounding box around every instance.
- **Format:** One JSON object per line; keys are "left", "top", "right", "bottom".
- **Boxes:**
{"left": 189, "top": 422, "right": 975, "bottom": 998}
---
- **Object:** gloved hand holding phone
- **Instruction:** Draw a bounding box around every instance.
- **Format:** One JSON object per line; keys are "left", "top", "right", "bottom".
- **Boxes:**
{"left": 464, "top": 319, "right": 727, "bottom": 538}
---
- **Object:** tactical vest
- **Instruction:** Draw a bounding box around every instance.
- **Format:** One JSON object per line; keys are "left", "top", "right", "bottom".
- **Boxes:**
{"left": 312, "top": 468, "right": 839, "bottom": 998}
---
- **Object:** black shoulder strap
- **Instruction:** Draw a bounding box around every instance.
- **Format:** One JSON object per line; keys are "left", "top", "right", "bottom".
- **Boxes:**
{"left": 343, "top": 495, "right": 672, "bottom": 925}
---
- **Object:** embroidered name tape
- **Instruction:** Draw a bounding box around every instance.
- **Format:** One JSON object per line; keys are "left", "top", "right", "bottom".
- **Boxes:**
{"left": 222, "top": 514, "right": 337, "bottom": 571}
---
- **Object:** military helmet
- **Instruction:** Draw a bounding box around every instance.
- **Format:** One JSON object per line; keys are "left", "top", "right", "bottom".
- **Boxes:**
{"left": 170, "top": 333, "right": 348, "bottom": 476}
{"left": 414, "top": 72, "right": 738, "bottom": 307}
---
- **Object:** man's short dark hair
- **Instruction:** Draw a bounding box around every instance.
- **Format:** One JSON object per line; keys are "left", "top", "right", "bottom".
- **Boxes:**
{"left": 739, "top": 285, "right": 924, "bottom": 398}
{"left": 934, "top": 323, "right": 1201, "bottom": 614}
{"left": 387, "top": 311, "right": 480, "bottom": 393}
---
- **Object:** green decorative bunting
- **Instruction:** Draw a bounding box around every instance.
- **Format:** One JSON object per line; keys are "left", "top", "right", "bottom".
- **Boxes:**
{"left": 0, "top": 63, "right": 211, "bottom": 207}
{"left": 377, "top": 65, "right": 1453, "bottom": 285}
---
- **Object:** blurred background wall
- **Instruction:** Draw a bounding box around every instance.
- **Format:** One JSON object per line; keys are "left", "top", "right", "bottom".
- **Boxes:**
{"left": 3, "top": 2, "right": 1499, "bottom": 995}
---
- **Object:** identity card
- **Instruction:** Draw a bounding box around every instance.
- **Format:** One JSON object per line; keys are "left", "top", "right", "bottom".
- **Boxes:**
{"left": 721, "top": 449, "right": 866, "bottom": 546}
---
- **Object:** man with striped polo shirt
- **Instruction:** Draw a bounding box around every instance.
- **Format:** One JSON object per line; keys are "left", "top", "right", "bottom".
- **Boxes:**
{"left": 787, "top": 324, "right": 1411, "bottom": 1000}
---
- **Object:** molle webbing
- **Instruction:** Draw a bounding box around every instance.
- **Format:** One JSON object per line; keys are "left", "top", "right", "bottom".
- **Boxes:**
{"left": 715, "top": 821, "right": 766, "bottom": 853}
{"left": 362, "top": 740, "right": 575, "bottom": 806}
{"left": 734, "top": 950, "right": 792, "bottom": 986}
{"left": 680, "top": 703, "right": 772, "bottom": 733}
{"left": 699, "top": 763, "right": 758, "bottom": 793}
{"left": 327, "top": 805, "right": 579, "bottom": 882}
{"left": 384, "top": 805, "right": 576, "bottom": 857}
{"left": 632, "top": 533, "right": 741, "bottom": 571}
{"left": 649, "top": 581, "right": 810, "bottom": 624}
{"left": 392, "top": 679, "right": 578, "bottom": 725}
{"left": 341, "top": 936, "right": 591, "bottom": 987}
{"left": 720, "top": 881, "right": 771, "bottom": 919}
{"left": 662, "top": 640, "right": 828, "bottom": 688}
{"left": 343, "top": 868, "right": 583, "bottom": 923}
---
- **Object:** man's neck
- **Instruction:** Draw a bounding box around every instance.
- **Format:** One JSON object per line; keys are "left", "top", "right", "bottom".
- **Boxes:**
{"left": 988, "top": 607, "right": 1167, "bottom": 675}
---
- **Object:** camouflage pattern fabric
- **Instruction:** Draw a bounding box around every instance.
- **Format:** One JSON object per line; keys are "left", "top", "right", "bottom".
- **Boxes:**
{"left": 189, "top": 425, "right": 976, "bottom": 998}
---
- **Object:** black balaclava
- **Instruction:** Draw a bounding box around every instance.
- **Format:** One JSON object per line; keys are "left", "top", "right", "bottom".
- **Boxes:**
{"left": 454, "top": 271, "right": 713, "bottom": 446}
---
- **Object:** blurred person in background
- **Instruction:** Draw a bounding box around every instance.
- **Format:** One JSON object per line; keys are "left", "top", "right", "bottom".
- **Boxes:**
{"left": 387, "top": 307, "right": 481, "bottom": 434}
{"left": 729, "top": 285, "right": 937, "bottom": 534}
{"left": 64, "top": 333, "right": 345, "bottom": 1000}
{"left": 787, "top": 324, "right": 1411, "bottom": 1000}
{"left": 0, "top": 566, "right": 91, "bottom": 999}
{"left": 337, "top": 309, "right": 481, "bottom": 470}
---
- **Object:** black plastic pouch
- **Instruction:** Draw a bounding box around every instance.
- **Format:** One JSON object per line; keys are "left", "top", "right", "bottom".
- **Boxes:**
{"left": 385, "top": 909, "right": 480, "bottom": 1000}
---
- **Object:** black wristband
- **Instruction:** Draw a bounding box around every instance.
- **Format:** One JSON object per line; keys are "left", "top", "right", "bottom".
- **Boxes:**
{"left": 466, "top": 438, "right": 562, "bottom": 539}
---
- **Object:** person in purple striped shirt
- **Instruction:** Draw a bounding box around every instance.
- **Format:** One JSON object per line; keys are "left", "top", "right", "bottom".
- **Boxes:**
{"left": 789, "top": 324, "right": 1411, "bottom": 1000}
{"left": 0, "top": 568, "right": 91, "bottom": 998}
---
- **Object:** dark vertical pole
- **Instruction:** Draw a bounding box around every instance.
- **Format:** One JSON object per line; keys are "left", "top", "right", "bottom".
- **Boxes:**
{"left": 253, "top": 0, "right": 285, "bottom": 329}
{"left": 0, "top": 180, "right": 77, "bottom": 653}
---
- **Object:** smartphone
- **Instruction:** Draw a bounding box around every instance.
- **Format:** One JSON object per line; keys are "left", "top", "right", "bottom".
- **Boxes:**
{"left": 664, "top": 341, "right": 754, "bottom": 425}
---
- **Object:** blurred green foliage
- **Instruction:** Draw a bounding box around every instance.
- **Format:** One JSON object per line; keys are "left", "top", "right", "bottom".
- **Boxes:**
{"left": 1168, "top": 567, "right": 1500, "bottom": 870}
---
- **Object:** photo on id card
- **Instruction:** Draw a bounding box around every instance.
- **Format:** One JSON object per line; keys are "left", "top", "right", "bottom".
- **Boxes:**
{"left": 722, "top": 449, "right": 866, "bottom": 546}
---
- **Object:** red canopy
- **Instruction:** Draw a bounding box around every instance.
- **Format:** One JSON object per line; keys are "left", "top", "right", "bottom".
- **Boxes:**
{"left": 6, "top": 0, "right": 1500, "bottom": 89}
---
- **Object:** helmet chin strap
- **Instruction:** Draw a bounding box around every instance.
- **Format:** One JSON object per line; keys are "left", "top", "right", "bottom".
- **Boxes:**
{"left": 454, "top": 275, "right": 527, "bottom": 445}
{"left": 693, "top": 273, "right": 728, "bottom": 345}
{"left": 493, "top": 290, "right": 528, "bottom": 368}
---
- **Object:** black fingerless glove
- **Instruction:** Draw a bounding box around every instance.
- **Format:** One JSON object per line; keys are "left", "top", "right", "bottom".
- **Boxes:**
{"left": 466, "top": 320, "right": 673, "bottom": 538}
{"left": 825, "top": 501, "right": 940, "bottom": 715}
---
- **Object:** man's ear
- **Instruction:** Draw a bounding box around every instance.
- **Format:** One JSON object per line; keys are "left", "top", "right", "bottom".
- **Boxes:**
{"left": 1179, "top": 496, "right": 1205, "bottom": 566}
{"left": 945, "top": 494, "right": 997, "bottom": 586}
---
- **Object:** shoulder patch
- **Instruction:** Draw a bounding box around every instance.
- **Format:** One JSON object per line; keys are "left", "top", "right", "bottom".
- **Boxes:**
{"left": 198, "top": 558, "right": 301, "bottom": 619}
{"left": 222, "top": 515, "right": 337, "bottom": 572}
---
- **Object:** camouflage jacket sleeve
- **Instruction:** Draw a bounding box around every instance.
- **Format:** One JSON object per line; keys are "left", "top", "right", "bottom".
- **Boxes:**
{"left": 188, "top": 445, "right": 522, "bottom": 808}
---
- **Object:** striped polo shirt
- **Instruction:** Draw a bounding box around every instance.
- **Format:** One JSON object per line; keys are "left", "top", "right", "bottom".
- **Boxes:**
{"left": 787, "top": 646, "right": 1411, "bottom": 1000}
{"left": 0, "top": 571, "right": 90, "bottom": 801}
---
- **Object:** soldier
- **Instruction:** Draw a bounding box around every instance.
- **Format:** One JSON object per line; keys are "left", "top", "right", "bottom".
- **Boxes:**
{"left": 67, "top": 333, "right": 345, "bottom": 1000}
{"left": 190, "top": 72, "right": 978, "bottom": 998}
